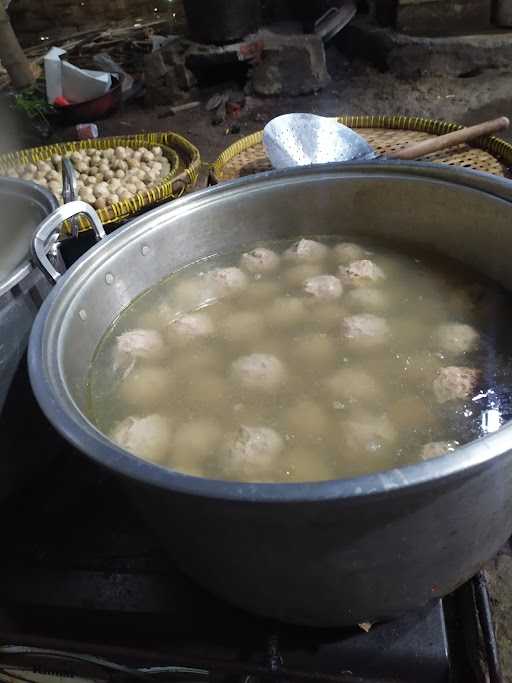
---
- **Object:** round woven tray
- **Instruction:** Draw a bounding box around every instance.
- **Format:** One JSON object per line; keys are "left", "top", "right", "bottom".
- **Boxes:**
{"left": 210, "top": 115, "right": 512, "bottom": 184}
{"left": 0, "top": 131, "right": 201, "bottom": 234}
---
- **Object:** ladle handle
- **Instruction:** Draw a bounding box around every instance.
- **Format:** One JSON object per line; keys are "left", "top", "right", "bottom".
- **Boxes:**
{"left": 388, "top": 117, "right": 510, "bottom": 161}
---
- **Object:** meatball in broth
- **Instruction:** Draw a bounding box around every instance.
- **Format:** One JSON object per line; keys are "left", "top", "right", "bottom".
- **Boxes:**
{"left": 89, "top": 235, "right": 510, "bottom": 483}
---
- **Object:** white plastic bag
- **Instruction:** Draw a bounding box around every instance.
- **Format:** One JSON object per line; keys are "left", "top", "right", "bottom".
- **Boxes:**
{"left": 44, "top": 47, "right": 112, "bottom": 105}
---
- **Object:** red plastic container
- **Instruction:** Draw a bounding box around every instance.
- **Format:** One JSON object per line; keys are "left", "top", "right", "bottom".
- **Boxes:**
{"left": 57, "top": 75, "right": 122, "bottom": 125}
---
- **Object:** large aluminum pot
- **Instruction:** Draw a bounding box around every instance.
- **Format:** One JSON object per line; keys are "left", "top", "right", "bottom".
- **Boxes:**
{"left": 28, "top": 162, "right": 512, "bottom": 627}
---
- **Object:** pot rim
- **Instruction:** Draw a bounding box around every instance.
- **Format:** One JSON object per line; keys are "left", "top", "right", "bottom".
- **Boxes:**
{"left": 0, "top": 178, "right": 58, "bottom": 298}
{"left": 28, "top": 160, "right": 512, "bottom": 503}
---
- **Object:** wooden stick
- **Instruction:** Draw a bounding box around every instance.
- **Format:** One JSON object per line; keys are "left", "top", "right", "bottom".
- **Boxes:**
{"left": 389, "top": 117, "right": 510, "bottom": 160}
{"left": 157, "top": 101, "right": 200, "bottom": 118}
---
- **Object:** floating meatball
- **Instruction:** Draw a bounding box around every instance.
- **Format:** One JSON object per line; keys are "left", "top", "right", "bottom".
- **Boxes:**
{"left": 225, "top": 425, "right": 284, "bottom": 476}
{"left": 173, "top": 279, "right": 216, "bottom": 311}
{"left": 243, "top": 280, "right": 283, "bottom": 303}
{"left": 433, "top": 322, "right": 479, "bottom": 354}
{"left": 110, "top": 414, "right": 172, "bottom": 463}
{"left": 340, "top": 412, "right": 397, "bottom": 455}
{"left": 325, "top": 367, "right": 382, "bottom": 404}
{"left": 184, "top": 372, "right": 227, "bottom": 406}
{"left": 401, "top": 351, "right": 442, "bottom": 384}
{"left": 284, "top": 263, "right": 323, "bottom": 288}
{"left": 292, "top": 333, "right": 337, "bottom": 367}
{"left": 447, "top": 287, "right": 481, "bottom": 319}
{"left": 303, "top": 275, "right": 343, "bottom": 301}
{"left": 419, "top": 440, "right": 459, "bottom": 460}
{"left": 283, "top": 447, "right": 333, "bottom": 482}
{"left": 171, "top": 418, "right": 223, "bottom": 465}
{"left": 388, "top": 396, "right": 434, "bottom": 431}
{"left": 284, "top": 238, "right": 329, "bottom": 263}
{"left": 119, "top": 366, "right": 171, "bottom": 407}
{"left": 345, "top": 287, "right": 388, "bottom": 312}
{"left": 172, "top": 348, "right": 224, "bottom": 381}
{"left": 203, "top": 267, "right": 248, "bottom": 298}
{"left": 266, "top": 296, "right": 307, "bottom": 328}
{"left": 286, "top": 400, "right": 329, "bottom": 440}
{"left": 240, "top": 247, "right": 280, "bottom": 274}
{"left": 247, "top": 337, "right": 287, "bottom": 360}
{"left": 137, "top": 303, "right": 174, "bottom": 331}
{"left": 341, "top": 314, "right": 390, "bottom": 348}
{"left": 307, "top": 302, "right": 345, "bottom": 331}
{"left": 232, "top": 353, "right": 286, "bottom": 392}
{"left": 432, "top": 366, "right": 480, "bottom": 403}
{"left": 338, "top": 260, "right": 385, "bottom": 288}
{"left": 115, "top": 328, "right": 166, "bottom": 373}
{"left": 391, "top": 318, "right": 430, "bottom": 350}
{"left": 333, "top": 242, "right": 369, "bottom": 264}
{"left": 167, "top": 312, "right": 214, "bottom": 345}
{"left": 222, "top": 310, "right": 266, "bottom": 344}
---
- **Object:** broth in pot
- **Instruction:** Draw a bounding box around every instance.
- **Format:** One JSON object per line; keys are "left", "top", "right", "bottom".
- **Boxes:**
{"left": 87, "top": 236, "right": 512, "bottom": 482}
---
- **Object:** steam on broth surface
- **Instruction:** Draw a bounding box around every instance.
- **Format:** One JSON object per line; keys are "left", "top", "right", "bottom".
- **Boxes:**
{"left": 87, "top": 236, "right": 512, "bottom": 482}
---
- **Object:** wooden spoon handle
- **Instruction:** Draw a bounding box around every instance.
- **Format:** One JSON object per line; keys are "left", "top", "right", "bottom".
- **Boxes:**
{"left": 388, "top": 117, "right": 510, "bottom": 161}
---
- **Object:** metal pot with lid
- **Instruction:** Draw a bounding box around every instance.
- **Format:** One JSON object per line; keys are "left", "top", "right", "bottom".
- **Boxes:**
{"left": 0, "top": 177, "right": 59, "bottom": 412}
{"left": 27, "top": 162, "right": 512, "bottom": 626}
{"left": 0, "top": 177, "right": 61, "bottom": 501}
{"left": 0, "top": 159, "right": 102, "bottom": 416}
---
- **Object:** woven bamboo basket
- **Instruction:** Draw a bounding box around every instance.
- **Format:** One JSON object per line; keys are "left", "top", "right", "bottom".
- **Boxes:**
{"left": 0, "top": 132, "right": 201, "bottom": 234}
{"left": 210, "top": 115, "right": 512, "bottom": 184}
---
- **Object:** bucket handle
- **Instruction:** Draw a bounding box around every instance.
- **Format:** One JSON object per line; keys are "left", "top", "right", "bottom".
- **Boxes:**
{"left": 32, "top": 200, "right": 106, "bottom": 285}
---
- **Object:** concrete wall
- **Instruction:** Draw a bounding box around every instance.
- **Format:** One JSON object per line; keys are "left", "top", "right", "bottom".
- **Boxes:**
{"left": 375, "top": 0, "right": 493, "bottom": 34}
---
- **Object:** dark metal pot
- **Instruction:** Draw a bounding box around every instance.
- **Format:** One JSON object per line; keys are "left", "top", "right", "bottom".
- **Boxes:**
{"left": 27, "top": 162, "right": 512, "bottom": 626}
{"left": 0, "top": 177, "right": 58, "bottom": 500}
{"left": 184, "top": 0, "right": 261, "bottom": 44}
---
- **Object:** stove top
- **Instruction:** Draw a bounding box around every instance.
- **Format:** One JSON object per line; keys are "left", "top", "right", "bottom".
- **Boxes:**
{"left": 0, "top": 361, "right": 503, "bottom": 683}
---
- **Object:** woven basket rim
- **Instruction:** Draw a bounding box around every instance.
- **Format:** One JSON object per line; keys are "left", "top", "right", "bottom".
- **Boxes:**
{"left": 210, "top": 115, "right": 512, "bottom": 183}
{"left": 0, "top": 131, "right": 202, "bottom": 232}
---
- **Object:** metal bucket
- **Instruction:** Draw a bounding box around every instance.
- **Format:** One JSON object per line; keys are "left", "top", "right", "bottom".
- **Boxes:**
{"left": 184, "top": 0, "right": 261, "bottom": 44}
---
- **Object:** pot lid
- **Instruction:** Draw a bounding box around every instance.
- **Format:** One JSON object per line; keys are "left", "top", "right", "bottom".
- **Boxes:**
{"left": 0, "top": 178, "right": 58, "bottom": 298}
